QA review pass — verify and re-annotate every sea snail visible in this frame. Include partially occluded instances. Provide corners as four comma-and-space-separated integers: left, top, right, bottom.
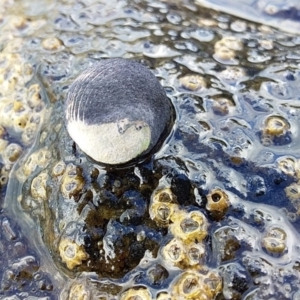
65, 58, 174, 165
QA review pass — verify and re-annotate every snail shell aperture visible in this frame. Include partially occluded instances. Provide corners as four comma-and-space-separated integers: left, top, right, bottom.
65, 58, 174, 165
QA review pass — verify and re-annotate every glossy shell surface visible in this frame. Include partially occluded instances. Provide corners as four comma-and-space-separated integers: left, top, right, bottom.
65, 58, 173, 165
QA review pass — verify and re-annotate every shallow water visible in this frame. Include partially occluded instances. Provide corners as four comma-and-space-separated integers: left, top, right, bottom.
1, 0, 300, 299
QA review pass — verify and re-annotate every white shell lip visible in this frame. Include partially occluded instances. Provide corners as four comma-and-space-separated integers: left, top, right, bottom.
67, 119, 151, 165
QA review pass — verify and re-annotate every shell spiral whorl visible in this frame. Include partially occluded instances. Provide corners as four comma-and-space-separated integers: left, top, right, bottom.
65, 58, 174, 165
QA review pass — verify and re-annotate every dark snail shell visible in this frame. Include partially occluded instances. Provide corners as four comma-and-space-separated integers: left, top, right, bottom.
65, 58, 174, 165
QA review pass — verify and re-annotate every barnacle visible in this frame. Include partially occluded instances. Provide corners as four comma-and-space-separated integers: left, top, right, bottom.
0, 165, 9, 186
263, 115, 290, 137
277, 156, 299, 178
170, 210, 208, 242
206, 188, 230, 220
22, 122, 39, 145
61, 164, 85, 199
59, 239, 88, 270
13, 113, 29, 131
31, 172, 48, 201
172, 271, 203, 299
215, 36, 243, 51
52, 161, 66, 177
219, 67, 246, 84
35, 148, 51, 167
120, 287, 152, 300
7, 16, 29, 31
203, 271, 223, 299
214, 46, 235, 61
13, 101, 25, 113
42, 37, 63, 51
152, 188, 177, 204
285, 183, 300, 201
186, 242, 205, 266
262, 227, 287, 256
150, 188, 179, 226
214, 36, 243, 63
211, 96, 235, 115
162, 238, 186, 267
162, 238, 205, 268
284, 182, 300, 213
147, 264, 168, 286
149, 201, 179, 227
20, 148, 51, 178
3, 143, 23, 164
68, 283, 89, 300
27, 84, 42, 108
259, 115, 292, 146
179, 74, 207, 91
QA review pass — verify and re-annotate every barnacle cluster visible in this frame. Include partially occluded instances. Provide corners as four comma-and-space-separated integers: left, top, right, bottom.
149, 188, 222, 299
0, 50, 47, 213
2, 14, 46, 38
17, 148, 52, 181
60, 164, 85, 199
277, 157, 300, 215
162, 209, 221, 299
151, 189, 207, 268
0, 53, 46, 156
162, 238, 205, 268
171, 270, 222, 300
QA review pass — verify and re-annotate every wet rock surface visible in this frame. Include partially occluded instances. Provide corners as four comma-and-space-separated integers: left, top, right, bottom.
0, 0, 300, 299
0, 217, 57, 299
